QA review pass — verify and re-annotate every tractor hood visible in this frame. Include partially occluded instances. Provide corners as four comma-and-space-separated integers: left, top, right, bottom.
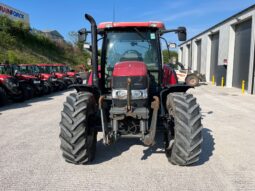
67, 71, 77, 77
0, 74, 12, 81
40, 73, 52, 80
112, 61, 147, 77
17, 74, 36, 80
54, 72, 66, 78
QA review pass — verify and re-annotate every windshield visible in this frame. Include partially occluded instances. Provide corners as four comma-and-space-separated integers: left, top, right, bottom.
105, 29, 159, 71
38, 66, 53, 74
52, 66, 65, 73
33, 66, 40, 73
18, 66, 33, 74
0, 66, 5, 74
0, 65, 12, 75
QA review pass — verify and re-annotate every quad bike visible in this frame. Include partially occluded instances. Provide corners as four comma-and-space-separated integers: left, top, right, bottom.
59, 14, 203, 166
172, 62, 206, 86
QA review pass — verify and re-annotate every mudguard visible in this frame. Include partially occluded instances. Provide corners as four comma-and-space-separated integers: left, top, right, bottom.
70, 84, 101, 101
159, 85, 193, 116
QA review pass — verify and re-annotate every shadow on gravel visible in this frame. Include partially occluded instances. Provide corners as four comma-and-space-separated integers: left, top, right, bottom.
0, 90, 71, 113
92, 133, 165, 164
91, 109, 215, 165
92, 128, 214, 166
192, 128, 215, 166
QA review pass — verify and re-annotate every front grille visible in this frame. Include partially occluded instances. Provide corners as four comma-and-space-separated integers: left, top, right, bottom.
112, 76, 147, 90
112, 99, 148, 108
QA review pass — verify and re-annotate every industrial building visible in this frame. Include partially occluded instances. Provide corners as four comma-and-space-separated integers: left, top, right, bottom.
0, 2, 30, 25
178, 5, 255, 94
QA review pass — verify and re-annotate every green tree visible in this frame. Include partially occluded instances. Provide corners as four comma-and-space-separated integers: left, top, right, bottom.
162, 49, 178, 64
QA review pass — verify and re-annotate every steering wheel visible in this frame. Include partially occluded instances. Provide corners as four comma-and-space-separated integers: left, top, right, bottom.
121, 50, 143, 61
122, 50, 141, 57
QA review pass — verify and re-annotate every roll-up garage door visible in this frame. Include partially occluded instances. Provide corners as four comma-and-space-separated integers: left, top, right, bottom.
187, 44, 192, 69
210, 33, 219, 82
196, 40, 202, 73
233, 19, 252, 89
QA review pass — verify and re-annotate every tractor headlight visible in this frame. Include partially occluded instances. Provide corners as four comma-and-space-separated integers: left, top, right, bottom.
112, 89, 148, 100
132, 89, 148, 100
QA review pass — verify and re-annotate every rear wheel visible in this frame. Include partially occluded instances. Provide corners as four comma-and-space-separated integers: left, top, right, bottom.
58, 80, 66, 91
165, 93, 203, 166
0, 87, 8, 106
185, 74, 199, 86
43, 81, 51, 94
59, 92, 98, 164
22, 84, 34, 100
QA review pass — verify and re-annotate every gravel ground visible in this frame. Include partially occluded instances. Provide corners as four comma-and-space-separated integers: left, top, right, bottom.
0, 85, 255, 191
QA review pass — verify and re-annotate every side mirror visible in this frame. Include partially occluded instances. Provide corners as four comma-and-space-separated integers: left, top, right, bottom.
177, 27, 187, 41
14, 70, 20, 76
168, 43, 177, 49
78, 28, 87, 42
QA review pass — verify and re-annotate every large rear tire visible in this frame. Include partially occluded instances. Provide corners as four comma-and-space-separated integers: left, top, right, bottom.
165, 93, 203, 166
59, 92, 98, 164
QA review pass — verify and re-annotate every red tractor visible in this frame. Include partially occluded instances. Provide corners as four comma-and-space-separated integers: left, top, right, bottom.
0, 64, 30, 105
36, 64, 67, 91
51, 64, 75, 86
17, 64, 53, 94
56, 64, 83, 84
59, 14, 203, 166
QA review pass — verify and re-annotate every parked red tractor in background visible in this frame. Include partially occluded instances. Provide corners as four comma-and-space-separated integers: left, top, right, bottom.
0, 64, 31, 105
59, 14, 203, 166
37, 64, 67, 90
57, 64, 83, 84
16, 64, 53, 95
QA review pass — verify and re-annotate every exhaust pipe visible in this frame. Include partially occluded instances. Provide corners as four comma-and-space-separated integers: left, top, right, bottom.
85, 14, 98, 87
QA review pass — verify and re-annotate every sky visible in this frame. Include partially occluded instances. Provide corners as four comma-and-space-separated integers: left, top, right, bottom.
1, 0, 255, 43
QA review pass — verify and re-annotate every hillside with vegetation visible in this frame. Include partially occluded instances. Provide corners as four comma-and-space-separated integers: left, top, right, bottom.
0, 15, 89, 67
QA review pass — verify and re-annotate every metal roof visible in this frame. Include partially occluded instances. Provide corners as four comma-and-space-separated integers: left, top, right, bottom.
179, 4, 255, 46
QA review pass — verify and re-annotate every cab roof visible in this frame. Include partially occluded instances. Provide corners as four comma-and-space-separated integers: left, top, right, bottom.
98, 22, 165, 30
36, 63, 66, 67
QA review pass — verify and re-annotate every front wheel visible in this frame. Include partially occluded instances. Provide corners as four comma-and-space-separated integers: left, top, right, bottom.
59, 92, 98, 164
165, 93, 203, 166
185, 74, 199, 86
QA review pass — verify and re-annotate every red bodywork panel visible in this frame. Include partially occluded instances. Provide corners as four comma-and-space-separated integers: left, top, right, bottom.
40, 73, 52, 80
113, 61, 147, 77
55, 73, 66, 79
162, 65, 178, 87
98, 22, 165, 30
67, 71, 76, 77
88, 66, 101, 86
16, 74, 36, 80
0, 74, 11, 82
